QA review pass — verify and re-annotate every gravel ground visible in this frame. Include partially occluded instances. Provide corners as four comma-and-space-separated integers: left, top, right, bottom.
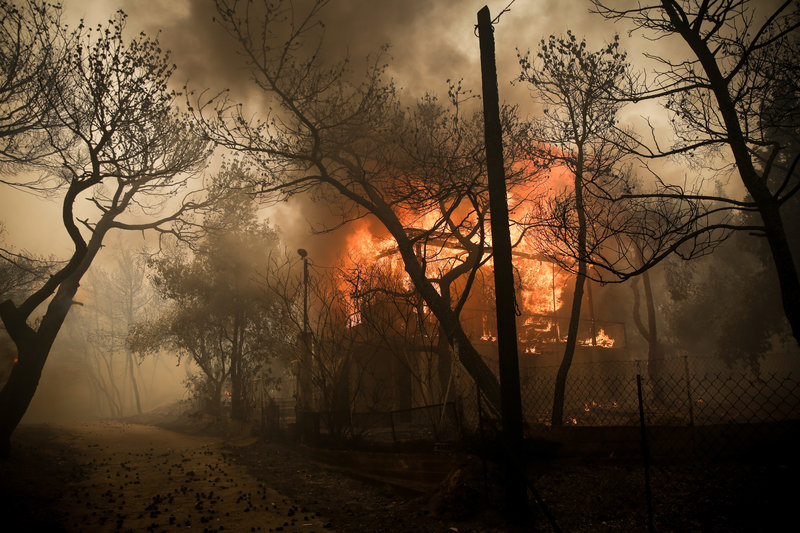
225, 436, 799, 533
2, 422, 331, 532
2, 419, 797, 532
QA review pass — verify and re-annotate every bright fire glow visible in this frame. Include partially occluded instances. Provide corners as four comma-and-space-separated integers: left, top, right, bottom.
579, 328, 616, 348
335, 163, 617, 351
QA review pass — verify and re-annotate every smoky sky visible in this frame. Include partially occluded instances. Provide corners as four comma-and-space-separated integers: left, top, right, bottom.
107, 0, 622, 264
105, 0, 628, 106
3, 0, 676, 263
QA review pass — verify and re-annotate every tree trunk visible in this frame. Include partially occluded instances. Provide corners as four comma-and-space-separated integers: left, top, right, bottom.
230, 356, 244, 420
0, 289, 75, 456
230, 310, 246, 421
632, 272, 666, 402
126, 350, 143, 415
759, 201, 800, 346
124, 285, 142, 415
552, 149, 587, 427
211, 379, 224, 418
0, 341, 48, 457
641, 270, 665, 400
436, 324, 452, 400
448, 318, 502, 417
552, 268, 586, 427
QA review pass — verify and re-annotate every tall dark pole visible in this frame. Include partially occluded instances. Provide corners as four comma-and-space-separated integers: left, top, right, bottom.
301, 253, 309, 334
477, 5, 528, 520
297, 248, 311, 438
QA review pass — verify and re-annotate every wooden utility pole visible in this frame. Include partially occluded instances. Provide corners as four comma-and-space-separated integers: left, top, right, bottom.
477, 4, 528, 520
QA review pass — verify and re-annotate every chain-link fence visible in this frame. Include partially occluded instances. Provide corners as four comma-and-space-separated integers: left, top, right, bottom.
255, 396, 464, 445
250, 351, 798, 532
253, 351, 800, 459
492, 354, 800, 459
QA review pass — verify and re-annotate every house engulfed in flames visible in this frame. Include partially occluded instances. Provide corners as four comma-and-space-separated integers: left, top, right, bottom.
334, 220, 629, 415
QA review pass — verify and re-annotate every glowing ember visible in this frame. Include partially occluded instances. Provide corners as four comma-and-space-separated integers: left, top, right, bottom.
579, 328, 616, 348
480, 316, 496, 342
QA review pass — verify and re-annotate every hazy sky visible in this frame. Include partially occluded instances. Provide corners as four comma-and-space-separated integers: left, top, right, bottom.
2, 0, 682, 264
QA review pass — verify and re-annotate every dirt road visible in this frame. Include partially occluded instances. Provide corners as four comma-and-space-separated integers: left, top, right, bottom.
6, 421, 331, 532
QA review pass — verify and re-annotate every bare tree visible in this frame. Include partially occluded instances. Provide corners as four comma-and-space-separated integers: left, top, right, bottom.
198, 0, 544, 415
591, 0, 800, 345
74, 249, 152, 417
264, 253, 375, 440
0, 11, 211, 454
518, 31, 636, 425
0, 223, 55, 302
0, 0, 66, 167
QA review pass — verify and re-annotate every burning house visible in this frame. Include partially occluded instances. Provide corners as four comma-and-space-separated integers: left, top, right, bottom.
331, 221, 630, 416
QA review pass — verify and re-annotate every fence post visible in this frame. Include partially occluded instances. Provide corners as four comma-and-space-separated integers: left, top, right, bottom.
683, 356, 695, 427
476, 381, 484, 438
637, 374, 655, 533
389, 410, 397, 444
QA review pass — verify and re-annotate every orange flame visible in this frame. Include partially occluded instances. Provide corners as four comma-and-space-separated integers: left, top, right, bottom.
335, 161, 617, 350
579, 328, 616, 348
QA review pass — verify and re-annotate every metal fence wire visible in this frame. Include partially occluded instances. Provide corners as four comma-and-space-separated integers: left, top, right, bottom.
255, 353, 799, 459
507, 354, 800, 459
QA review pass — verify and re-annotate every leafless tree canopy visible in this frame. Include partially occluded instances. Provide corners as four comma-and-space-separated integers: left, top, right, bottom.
590, 0, 800, 344
0, 0, 66, 168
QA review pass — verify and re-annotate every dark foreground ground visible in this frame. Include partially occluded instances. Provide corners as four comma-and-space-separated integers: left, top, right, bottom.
1, 415, 797, 532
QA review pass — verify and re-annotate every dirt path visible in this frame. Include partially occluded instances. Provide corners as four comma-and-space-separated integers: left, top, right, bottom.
16, 421, 332, 532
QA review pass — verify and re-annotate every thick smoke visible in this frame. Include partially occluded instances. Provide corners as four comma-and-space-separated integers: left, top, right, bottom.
20, 0, 623, 263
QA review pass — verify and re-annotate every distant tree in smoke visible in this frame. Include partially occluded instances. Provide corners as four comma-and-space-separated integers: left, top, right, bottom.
662, 208, 799, 370
73, 247, 154, 417
130, 174, 293, 420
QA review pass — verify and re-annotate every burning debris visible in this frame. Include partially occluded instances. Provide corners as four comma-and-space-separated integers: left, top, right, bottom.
580, 328, 616, 349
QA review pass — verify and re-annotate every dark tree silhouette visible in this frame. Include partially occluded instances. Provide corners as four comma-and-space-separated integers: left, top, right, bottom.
0, 0, 66, 167
591, 0, 800, 346
518, 31, 635, 425
0, 11, 211, 454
